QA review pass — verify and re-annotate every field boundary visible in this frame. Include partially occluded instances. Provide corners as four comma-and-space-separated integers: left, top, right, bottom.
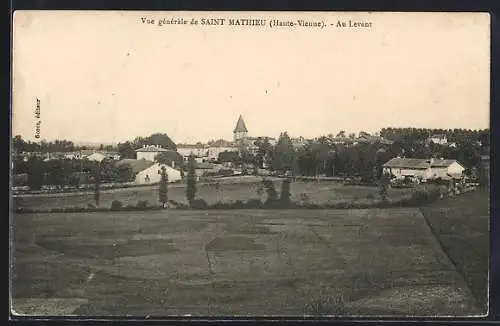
418, 207, 482, 313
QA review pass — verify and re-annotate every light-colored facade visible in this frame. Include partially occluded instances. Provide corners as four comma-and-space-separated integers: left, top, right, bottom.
86, 152, 106, 162
429, 134, 448, 145
135, 145, 169, 161
207, 146, 238, 161
177, 146, 209, 161
135, 163, 182, 185
383, 158, 465, 181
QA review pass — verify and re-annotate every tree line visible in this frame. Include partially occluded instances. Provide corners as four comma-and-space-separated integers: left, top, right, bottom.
217, 128, 489, 182
14, 157, 135, 190
379, 127, 489, 146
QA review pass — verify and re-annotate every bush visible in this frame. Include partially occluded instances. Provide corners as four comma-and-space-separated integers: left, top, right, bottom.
280, 179, 292, 205
210, 201, 232, 209
366, 193, 375, 200
87, 203, 96, 209
245, 198, 263, 208
136, 200, 149, 209
111, 200, 123, 210
262, 179, 278, 202
234, 200, 244, 209
124, 204, 136, 210
190, 198, 208, 210
398, 187, 441, 206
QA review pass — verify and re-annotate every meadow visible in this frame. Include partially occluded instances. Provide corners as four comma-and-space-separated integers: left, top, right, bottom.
12, 206, 482, 316
14, 177, 423, 211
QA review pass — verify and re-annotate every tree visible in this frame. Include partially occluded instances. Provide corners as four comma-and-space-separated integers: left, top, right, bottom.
336, 131, 346, 138
133, 133, 177, 151
218, 151, 240, 164
117, 141, 136, 159
279, 179, 292, 205
46, 159, 71, 190
271, 132, 295, 173
116, 164, 135, 183
358, 131, 371, 138
379, 171, 391, 200
25, 157, 44, 190
94, 163, 101, 206
254, 137, 273, 168
159, 166, 169, 208
155, 151, 183, 169
262, 178, 278, 203
186, 155, 197, 204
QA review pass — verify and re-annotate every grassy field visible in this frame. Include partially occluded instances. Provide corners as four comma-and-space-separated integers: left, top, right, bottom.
14, 179, 422, 210
11, 207, 481, 316
420, 189, 489, 312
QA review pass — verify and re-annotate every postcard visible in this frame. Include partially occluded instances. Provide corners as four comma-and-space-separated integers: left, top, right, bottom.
11, 10, 490, 318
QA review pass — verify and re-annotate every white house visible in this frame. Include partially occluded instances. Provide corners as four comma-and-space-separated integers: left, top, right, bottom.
135, 163, 182, 185
428, 134, 448, 145
86, 152, 107, 162
429, 159, 466, 179
115, 159, 182, 185
135, 145, 170, 161
207, 146, 238, 161
383, 157, 465, 181
177, 145, 209, 162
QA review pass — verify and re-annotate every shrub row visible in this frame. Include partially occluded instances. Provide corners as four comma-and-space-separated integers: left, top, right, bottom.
13, 185, 453, 214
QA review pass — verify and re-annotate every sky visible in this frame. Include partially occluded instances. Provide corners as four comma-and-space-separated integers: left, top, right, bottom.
12, 11, 490, 144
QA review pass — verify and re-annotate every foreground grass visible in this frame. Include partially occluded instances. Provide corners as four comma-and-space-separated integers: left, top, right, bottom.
12, 208, 480, 316
419, 189, 489, 313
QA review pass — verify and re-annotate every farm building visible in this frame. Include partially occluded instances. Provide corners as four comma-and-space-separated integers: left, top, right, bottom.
177, 145, 209, 162
382, 157, 465, 181
86, 152, 107, 162
115, 159, 182, 185
135, 145, 170, 162
428, 134, 448, 145
207, 146, 238, 161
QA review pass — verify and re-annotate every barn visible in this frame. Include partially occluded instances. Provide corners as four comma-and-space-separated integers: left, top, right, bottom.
382, 157, 465, 181
115, 159, 182, 185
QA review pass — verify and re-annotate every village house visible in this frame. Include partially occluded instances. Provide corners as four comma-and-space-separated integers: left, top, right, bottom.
207, 146, 238, 161
428, 134, 448, 145
382, 157, 465, 181
177, 144, 210, 163
175, 115, 276, 164
86, 152, 107, 162
135, 144, 170, 161
115, 159, 181, 185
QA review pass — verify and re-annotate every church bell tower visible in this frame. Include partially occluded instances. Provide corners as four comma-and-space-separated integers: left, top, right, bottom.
233, 115, 248, 141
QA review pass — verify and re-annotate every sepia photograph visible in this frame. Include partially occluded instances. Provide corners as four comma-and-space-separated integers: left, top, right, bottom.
10, 11, 490, 317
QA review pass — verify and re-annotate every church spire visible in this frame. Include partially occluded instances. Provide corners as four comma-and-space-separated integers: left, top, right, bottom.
233, 115, 248, 141
233, 115, 248, 133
